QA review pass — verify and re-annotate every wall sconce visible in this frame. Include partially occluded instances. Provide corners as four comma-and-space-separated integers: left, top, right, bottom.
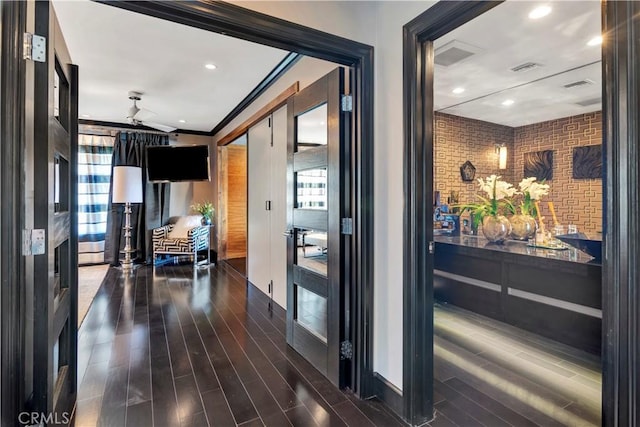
496, 144, 508, 170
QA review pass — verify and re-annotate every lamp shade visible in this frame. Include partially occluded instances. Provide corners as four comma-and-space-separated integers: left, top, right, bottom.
112, 166, 143, 203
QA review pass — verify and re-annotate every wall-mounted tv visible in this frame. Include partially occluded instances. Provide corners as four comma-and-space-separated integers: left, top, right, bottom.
146, 145, 210, 182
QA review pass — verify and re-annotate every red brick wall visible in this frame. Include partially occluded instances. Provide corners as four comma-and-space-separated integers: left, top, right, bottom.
513, 111, 603, 233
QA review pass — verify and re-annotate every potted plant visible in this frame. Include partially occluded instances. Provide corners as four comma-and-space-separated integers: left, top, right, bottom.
191, 201, 215, 226
460, 175, 516, 243
509, 177, 550, 240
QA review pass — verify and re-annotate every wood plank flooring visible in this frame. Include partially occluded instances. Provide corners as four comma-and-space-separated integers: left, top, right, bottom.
432, 303, 602, 427
74, 263, 403, 427
74, 262, 602, 427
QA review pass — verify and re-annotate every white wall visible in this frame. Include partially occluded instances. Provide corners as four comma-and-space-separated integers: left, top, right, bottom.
213, 56, 340, 143
372, 0, 437, 391
223, 1, 437, 391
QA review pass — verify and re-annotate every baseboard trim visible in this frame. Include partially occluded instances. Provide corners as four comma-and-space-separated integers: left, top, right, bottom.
373, 372, 403, 418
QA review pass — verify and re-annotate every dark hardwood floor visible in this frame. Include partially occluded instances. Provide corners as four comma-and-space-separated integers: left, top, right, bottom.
224, 258, 247, 277
74, 263, 403, 427
75, 263, 602, 427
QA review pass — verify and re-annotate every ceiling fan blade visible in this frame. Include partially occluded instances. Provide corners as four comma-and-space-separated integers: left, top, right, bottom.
133, 107, 157, 122
143, 121, 177, 133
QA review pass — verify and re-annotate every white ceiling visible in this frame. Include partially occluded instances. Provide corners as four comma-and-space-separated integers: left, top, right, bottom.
434, 0, 602, 127
52, 0, 289, 132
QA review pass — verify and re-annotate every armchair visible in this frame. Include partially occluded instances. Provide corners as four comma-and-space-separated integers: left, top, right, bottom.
152, 215, 210, 266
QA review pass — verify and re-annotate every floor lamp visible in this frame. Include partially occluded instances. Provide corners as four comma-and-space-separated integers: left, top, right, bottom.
112, 166, 143, 272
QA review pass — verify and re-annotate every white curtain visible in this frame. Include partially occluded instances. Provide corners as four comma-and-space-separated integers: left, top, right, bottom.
78, 134, 114, 265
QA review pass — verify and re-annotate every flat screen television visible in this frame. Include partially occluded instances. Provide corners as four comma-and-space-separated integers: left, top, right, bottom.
146, 145, 210, 182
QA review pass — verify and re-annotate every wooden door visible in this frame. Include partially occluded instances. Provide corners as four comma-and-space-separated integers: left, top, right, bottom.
285, 68, 350, 387
32, 1, 79, 418
217, 143, 247, 261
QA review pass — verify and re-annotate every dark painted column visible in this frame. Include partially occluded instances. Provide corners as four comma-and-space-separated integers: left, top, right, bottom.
0, 1, 27, 425
602, 1, 640, 426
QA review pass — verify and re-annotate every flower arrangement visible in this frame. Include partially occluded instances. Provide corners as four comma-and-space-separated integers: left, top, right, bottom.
460, 175, 517, 228
191, 201, 215, 222
515, 177, 550, 217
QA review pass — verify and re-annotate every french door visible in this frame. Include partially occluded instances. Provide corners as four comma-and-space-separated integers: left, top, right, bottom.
286, 68, 350, 387
31, 0, 79, 418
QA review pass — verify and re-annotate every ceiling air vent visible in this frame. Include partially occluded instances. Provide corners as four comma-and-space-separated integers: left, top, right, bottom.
575, 97, 601, 107
563, 79, 595, 89
434, 40, 484, 67
510, 62, 543, 73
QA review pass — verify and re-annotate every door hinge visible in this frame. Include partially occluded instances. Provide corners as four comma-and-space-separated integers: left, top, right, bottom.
23, 33, 46, 62
428, 241, 435, 254
340, 341, 353, 360
265, 200, 271, 211
22, 229, 46, 256
341, 94, 353, 112
341, 218, 353, 235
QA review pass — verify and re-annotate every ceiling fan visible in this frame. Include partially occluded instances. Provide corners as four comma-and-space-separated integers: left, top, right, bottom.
126, 91, 177, 133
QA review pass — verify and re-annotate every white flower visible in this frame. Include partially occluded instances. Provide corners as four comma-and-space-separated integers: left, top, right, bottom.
477, 175, 516, 200
495, 180, 517, 200
518, 177, 549, 200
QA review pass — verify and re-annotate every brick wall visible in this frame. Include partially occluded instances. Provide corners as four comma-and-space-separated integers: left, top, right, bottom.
434, 112, 515, 206
434, 111, 603, 234
513, 111, 603, 233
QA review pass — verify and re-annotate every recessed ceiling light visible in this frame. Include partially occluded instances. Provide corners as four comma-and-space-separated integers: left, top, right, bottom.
178, 119, 186, 124
204, 63, 217, 70
587, 35, 603, 46
502, 99, 515, 106
528, 5, 552, 19
452, 87, 465, 94
81, 114, 91, 118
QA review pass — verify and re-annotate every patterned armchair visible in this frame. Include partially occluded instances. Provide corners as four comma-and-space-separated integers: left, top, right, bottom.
152, 216, 210, 266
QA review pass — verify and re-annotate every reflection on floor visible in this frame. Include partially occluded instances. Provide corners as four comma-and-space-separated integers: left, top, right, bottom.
78, 264, 110, 327
297, 287, 328, 341
75, 263, 403, 427
433, 303, 602, 426
225, 257, 247, 277
297, 247, 327, 276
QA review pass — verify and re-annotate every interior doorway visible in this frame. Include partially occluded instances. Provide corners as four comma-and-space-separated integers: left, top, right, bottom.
218, 134, 248, 276
403, 1, 640, 425
99, 0, 375, 400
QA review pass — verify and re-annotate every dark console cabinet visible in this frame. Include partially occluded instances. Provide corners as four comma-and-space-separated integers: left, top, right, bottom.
434, 236, 602, 354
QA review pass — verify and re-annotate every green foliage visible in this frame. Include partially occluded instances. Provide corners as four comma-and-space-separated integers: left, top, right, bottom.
191, 201, 215, 220
456, 175, 516, 228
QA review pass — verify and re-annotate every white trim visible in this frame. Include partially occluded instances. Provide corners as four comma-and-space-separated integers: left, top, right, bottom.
434, 269, 502, 292
508, 288, 602, 319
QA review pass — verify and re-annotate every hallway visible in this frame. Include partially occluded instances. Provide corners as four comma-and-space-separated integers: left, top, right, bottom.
74, 263, 402, 427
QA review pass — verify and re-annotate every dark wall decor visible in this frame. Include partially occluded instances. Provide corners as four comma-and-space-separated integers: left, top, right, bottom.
459, 160, 476, 182
573, 145, 602, 179
524, 150, 554, 181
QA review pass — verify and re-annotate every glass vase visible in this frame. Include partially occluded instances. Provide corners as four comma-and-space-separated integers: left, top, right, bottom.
509, 214, 537, 241
482, 215, 512, 243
